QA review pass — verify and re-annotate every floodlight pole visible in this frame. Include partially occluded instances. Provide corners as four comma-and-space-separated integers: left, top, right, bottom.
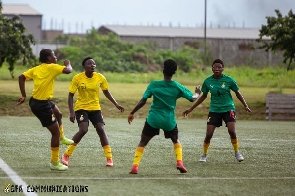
204, 0, 207, 58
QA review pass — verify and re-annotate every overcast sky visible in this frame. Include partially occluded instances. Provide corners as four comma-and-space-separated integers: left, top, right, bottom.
3, 0, 295, 33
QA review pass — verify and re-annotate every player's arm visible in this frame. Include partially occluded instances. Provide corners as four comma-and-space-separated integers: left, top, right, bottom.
182, 93, 207, 116
62, 60, 73, 74
234, 91, 251, 113
128, 98, 147, 124
68, 92, 75, 123
192, 85, 202, 101
17, 74, 27, 105
102, 90, 124, 112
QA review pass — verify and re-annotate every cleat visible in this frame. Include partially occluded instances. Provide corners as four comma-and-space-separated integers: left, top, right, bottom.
235, 152, 244, 162
62, 154, 69, 166
129, 165, 138, 174
199, 154, 207, 162
60, 137, 74, 145
176, 161, 187, 173
106, 158, 113, 167
50, 162, 68, 171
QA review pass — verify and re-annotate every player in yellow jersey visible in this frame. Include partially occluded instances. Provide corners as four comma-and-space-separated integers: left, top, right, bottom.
61, 57, 124, 167
18, 49, 74, 171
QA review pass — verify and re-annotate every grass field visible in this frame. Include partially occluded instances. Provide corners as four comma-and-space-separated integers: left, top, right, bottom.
0, 117, 294, 196
1, 80, 295, 120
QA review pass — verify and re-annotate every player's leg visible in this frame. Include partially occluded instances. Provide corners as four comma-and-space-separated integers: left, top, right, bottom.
90, 110, 113, 166
166, 125, 187, 173
225, 111, 244, 162
129, 121, 157, 174
29, 98, 67, 171
200, 112, 219, 162
52, 103, 73, 145
47, 122, 68, 171
62, 110, 89, 166
95, 122, 113, 166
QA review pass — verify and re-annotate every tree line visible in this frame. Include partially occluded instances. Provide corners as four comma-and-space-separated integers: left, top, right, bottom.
0, 1, 294, 78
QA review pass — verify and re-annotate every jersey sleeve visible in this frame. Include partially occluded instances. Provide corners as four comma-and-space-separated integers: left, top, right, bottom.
51, 64, 65, 76
229, 76, 239, 92
201, 78, 209, 94
142, 83, 152, 99
177, 82, 193, 101
99, 74, 109, 90
69, 75, 79, 94
22, 67, 35, 81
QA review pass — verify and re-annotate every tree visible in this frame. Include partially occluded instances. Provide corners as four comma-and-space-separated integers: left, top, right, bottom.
0, 2, 36, 78
257, 9, 295, 71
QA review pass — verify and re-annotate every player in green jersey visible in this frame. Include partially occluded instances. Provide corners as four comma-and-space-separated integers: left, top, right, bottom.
183, 58, 251, 163
128, 59, 201, 174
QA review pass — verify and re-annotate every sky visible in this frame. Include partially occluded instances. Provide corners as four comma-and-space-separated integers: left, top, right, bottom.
3, 0, 295, 33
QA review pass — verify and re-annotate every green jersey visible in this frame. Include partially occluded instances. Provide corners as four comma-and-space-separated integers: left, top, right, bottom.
143, 80, 193, 131
202, 74, 239, 113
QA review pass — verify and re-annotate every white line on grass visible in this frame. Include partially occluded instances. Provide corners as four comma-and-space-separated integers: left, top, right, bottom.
0, 176, 294, 180
0, 157, 38, 196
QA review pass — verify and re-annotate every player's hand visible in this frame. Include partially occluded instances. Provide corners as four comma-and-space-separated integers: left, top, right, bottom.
64, 60, 70, 66
195, 85, 201, 94
128, 114, 134, 124
69, 113, 75, 123
17, 96, 26, 105
245, 106, 252, 113
116, 104, 125, 112
182, 108, 192, 117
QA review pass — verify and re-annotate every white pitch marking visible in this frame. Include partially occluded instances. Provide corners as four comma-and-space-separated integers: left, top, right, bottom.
0, 157, 38, 196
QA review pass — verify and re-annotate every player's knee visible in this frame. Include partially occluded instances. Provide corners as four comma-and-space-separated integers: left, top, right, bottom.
80, 128, 88, 135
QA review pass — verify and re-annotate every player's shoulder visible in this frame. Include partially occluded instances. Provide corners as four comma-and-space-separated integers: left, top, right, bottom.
93, 72, 106, 78
146, 80, 161, 88
222, 74, 235, 81
47, 63, 63, 67
72, 72, 84, 80
30, 63, 44, 69
204, 75, 213, 82
172, 80, 185, 87
149, 80, 162, 84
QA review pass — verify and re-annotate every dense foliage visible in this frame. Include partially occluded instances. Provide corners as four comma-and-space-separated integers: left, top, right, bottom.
0, 2, 36, 78
257, 9, 295, 71
56, 28, 205, 73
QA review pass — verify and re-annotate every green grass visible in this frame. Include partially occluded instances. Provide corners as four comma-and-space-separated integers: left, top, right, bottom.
0, 117, 294, 196
1, 80, 295, 120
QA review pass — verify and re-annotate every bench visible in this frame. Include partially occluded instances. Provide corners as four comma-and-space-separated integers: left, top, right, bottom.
266, 93, 295, 121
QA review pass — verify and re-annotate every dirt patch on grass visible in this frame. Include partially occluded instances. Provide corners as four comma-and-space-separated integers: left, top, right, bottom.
0, 95, 266, 120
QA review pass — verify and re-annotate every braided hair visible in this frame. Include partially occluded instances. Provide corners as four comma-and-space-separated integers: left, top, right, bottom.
39, 49, 52, 63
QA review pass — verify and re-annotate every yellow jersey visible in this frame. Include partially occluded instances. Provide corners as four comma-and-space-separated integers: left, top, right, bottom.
69, 72, 109, 111
23, 63, 65, 100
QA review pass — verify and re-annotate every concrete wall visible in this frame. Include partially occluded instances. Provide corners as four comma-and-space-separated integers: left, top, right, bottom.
118, 36, 283, 66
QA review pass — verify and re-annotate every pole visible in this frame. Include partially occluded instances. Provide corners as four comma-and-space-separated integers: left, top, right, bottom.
204, 0, 207, 58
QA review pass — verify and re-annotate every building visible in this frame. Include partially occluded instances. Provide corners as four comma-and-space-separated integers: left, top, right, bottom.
98, 25, 282, 66
2, 4, 71, 55
2, 4, 282, 65
2, 4, 42, 43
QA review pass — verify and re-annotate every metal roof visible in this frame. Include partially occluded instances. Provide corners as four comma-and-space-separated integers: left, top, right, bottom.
100, 25, 264, 40
2, 4, 41, 16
